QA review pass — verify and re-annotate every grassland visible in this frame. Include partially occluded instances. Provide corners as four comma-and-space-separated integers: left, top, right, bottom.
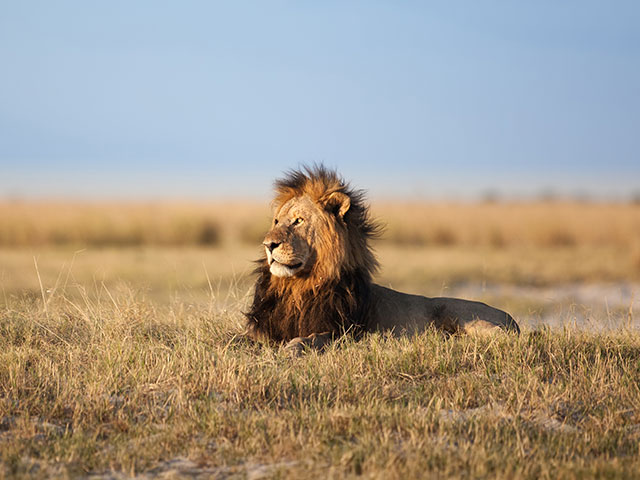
2, 295, 640, 479
2, 200, 640, 250
1, 200, 640, 478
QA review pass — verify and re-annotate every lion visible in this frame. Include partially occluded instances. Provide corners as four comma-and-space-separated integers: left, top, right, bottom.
246, 165, 519, 353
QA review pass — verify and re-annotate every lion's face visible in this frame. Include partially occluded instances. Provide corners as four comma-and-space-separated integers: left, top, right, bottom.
263, 192, 350, 278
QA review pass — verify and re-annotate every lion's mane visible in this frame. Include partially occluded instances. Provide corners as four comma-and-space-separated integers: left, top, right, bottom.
246, 165, 382, 342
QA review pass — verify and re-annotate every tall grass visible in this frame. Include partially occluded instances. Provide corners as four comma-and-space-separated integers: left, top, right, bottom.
1, 200, 639, 249
1, 289, 639, 478
375, 201, 640, 248
0, 201, 270, 247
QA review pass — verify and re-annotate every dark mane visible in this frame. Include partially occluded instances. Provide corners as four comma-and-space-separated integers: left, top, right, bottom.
245, 165, 382, 342
246, 263, 374, 342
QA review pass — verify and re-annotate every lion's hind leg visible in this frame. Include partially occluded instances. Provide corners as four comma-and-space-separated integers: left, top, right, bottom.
429, 298, 520, 336
461, 312, 520, 336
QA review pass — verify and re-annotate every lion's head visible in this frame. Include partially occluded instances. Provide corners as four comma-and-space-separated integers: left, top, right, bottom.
263, 165, 379, 284
246, 165, 381, 342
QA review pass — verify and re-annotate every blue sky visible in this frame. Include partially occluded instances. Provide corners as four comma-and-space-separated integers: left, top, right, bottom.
1, 1, 638, 199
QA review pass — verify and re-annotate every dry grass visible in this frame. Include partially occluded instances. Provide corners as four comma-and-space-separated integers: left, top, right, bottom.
2, 199, 640, 477
2, 200, 639, 249
1, 290, 639, 479
374, 201, 640, 248
0, 201, 270, 247
2, 199, 639, 295
1, 243, 637, 321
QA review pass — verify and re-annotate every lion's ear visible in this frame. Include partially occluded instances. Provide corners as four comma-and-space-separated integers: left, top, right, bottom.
324, 192, 351, 219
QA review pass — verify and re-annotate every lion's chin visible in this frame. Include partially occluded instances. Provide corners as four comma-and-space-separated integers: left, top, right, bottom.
269, 260, 304, 278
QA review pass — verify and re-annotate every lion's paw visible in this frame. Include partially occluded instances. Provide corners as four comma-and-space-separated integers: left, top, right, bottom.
284, 337, 308, 357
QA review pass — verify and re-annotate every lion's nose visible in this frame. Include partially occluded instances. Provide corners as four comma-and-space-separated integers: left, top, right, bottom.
264, 241, 281, 253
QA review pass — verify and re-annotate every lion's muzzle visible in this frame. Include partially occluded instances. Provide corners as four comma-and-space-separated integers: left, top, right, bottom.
263, 228, 310, 277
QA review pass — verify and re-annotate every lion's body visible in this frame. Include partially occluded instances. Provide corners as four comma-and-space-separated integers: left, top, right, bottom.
369, 284, 519, 336
246, 166, 519, 351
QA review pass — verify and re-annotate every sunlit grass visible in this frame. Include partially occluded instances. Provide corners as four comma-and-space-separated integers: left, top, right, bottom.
2, 200, 639, 252
1, 289, 639, 478
1, 200, 639, 477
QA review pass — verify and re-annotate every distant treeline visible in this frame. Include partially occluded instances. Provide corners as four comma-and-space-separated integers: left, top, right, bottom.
0, 202, 269, 247
1, 200, 639, 250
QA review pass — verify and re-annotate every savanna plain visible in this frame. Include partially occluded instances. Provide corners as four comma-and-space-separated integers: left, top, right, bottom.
1, 200, 640, 479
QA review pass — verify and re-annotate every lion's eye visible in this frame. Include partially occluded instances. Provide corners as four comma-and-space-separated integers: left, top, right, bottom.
274, 219, 279, 225
292, 218, 304, 226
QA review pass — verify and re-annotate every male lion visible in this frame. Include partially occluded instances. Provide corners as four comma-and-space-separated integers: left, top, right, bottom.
246, 166, 519, 353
